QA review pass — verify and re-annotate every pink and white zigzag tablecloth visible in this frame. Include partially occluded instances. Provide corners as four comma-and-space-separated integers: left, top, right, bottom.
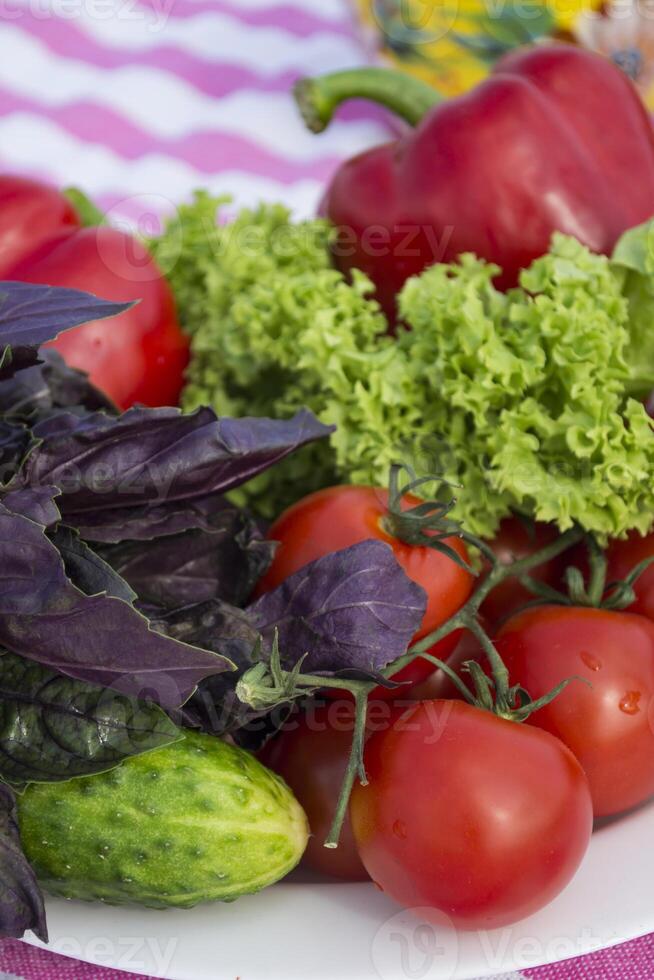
0, 0, 651, 977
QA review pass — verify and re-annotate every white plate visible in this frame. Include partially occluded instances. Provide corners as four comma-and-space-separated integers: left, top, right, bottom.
23, 799, 654, 980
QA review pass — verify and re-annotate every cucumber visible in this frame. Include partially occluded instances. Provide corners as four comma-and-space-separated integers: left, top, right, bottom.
17, 730, 308, 909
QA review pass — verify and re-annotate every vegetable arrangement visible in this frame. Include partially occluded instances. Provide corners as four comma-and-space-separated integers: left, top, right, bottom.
0, 280, 337, 936
3, 39, 654, 952
0, 279, 454, 939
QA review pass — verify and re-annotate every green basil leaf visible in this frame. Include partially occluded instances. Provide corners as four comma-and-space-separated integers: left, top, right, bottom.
0, 649, 181, 788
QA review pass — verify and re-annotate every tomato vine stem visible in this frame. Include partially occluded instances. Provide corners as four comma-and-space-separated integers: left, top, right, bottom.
325, 524, 584, 844
238, 511, 585, 849
325, 691, 370, 848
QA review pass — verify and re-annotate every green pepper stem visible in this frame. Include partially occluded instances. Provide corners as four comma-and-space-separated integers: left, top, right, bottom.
294, 68, 442, 133
64, 186, 106, 228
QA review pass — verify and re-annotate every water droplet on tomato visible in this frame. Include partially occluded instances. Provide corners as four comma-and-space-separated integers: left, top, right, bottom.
620, 691, 642, 715
392, 819, 407, 840
580, 651, 602, 672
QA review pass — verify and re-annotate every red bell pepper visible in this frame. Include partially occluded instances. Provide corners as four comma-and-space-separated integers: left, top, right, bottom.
296, 45, 654, 319
0, 176, 79, 277
0, 177, 188, 410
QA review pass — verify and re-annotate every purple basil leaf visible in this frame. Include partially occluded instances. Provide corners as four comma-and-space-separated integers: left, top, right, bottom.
247, 540, 427, 675
0, 420, 29, 478
0, 647, 180, 788
70, 500, 213, 544
0, 783, 47, 942
152, 600, 259, 676
21, 406, 333, 520
99, 500, 274, 609
151, 600, 264, 737
50, 525, 137, 604
213, 414, 334, 489
162, 544, 426, 735
229, 704, 295, 752
74, 492, 252, 545
1, 485, 61, 527
0, 503, 232, 708
0, 282, 131, 378
0, 349, 115, 423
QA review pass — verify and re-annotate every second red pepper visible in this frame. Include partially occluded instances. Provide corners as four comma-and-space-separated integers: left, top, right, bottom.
0, 177, 188, 410
297, 45, 654, 320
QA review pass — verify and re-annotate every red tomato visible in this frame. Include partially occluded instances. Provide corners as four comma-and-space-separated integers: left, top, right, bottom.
261, 704, 371, 880
7, 227, 189, 410
495, 605, 654, 817
262, 700, 416, 880
480, 517, 567, 628
0, 176, 79, 277
604, 531, 654, 622
256, 486, 474, 694
350, 699, 592, 930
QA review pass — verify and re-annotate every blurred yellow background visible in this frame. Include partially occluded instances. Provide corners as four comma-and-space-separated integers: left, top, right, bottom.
353, 0, 654, 105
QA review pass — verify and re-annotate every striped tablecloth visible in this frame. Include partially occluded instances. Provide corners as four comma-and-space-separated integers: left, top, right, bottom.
0, 0, 650, 977
0, 0, 392, 225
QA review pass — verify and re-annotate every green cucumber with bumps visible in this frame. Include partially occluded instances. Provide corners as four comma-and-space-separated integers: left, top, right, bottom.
17, 730, 308, 909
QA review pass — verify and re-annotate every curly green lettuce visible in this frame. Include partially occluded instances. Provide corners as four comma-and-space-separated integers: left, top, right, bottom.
154, 196, 404, 513
611, 218, 654, 398
398, 236, 654, 537
155, 197, 654, 538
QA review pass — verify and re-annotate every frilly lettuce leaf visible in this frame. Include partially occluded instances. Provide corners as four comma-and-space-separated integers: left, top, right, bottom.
612, 218, 654, 398
398, 235, 654, 537
154, 196, 376, 515
158, 196, 654, 539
